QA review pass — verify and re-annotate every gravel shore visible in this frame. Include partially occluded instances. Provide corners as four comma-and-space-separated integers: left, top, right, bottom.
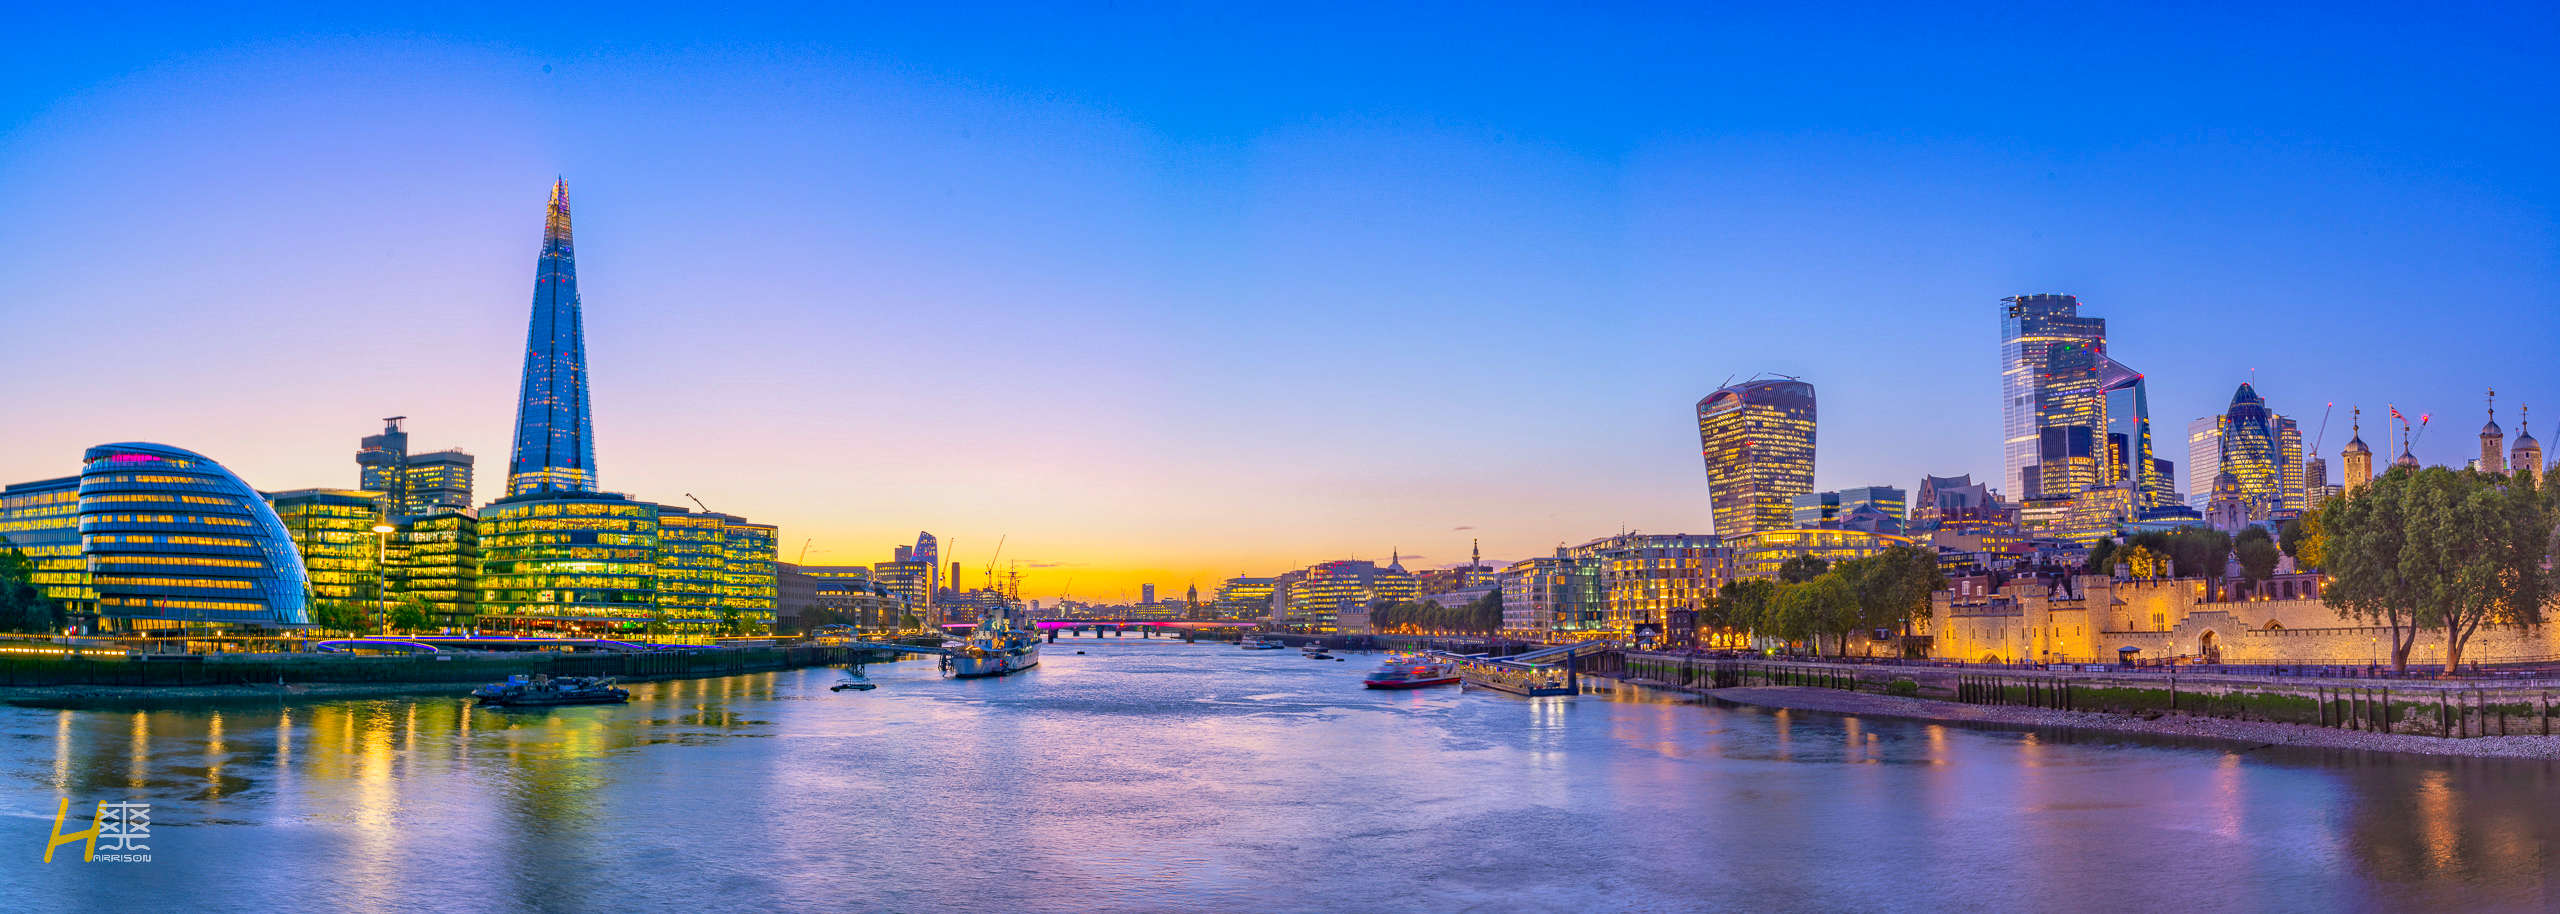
1699, 685, 2560, 761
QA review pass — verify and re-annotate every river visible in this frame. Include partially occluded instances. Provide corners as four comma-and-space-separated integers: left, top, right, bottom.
3, 635, 2555, 913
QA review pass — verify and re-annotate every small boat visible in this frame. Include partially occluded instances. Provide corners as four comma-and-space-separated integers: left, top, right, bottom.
475, 674, 629, 707
1364, 656, 1461, 689
831, 679, 877, 692
1238, 637, 1286, 650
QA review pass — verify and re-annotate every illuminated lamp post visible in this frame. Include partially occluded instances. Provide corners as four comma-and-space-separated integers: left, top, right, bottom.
371, 523, 395, 635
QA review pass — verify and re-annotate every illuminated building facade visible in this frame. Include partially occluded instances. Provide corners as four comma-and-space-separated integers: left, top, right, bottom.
267, 489, 387, 605
78, 443, 311, 630
2001, 294, 2106, 499
1794, 486, 1907, 528
404, 450, 475, 514
1498, 552, 1592, 639
1565, 533, 1730, 644
1728, 528, 1922, 581
475, 491, 659, 634
1, 476, 91, 614
722, 518, 778, 634
654, 508, 729, 632
1280, 558, 1418, 633
1216, 576, 1277, 619
359, 418, 476, 517
1697, 378, 1816, 537
2186, 417, 2221, 510
873, 559, 935, 622
2213, 383, 2288, 521
507, 180, 600, 497
387, 510, 478, 630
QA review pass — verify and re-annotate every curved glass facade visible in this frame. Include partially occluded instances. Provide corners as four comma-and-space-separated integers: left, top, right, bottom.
78, 443, 310, 628
476, 491, 658, 634
1697, 379, 1816, 538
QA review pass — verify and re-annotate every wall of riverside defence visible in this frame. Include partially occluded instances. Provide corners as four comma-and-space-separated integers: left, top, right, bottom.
1612, 651, 2560, 739
0, 645, 883, 688
1928, 574, 2560, 666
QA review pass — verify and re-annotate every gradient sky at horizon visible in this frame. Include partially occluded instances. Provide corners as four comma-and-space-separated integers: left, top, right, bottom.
3, 3, 2554, 600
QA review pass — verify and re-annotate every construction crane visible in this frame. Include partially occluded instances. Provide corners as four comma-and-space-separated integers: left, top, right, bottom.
685, 493, 711, 513
2308, 402, 2334, 457
982, 535, 1007, 597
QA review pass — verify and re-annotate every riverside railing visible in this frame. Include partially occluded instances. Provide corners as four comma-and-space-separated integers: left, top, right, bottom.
0, 644, 876, 689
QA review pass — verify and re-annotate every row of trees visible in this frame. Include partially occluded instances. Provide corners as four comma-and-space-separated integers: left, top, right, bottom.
2322, 465, 2554, 672
0, 549, 69, 635
1371, 591, 1506, 635
1702, 545, 1943, 657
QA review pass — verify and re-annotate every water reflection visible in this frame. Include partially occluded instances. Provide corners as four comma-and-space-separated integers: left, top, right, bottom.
1, 644, 2554, 913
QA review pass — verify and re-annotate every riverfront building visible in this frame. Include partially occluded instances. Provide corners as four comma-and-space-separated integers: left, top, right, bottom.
357, 417, 476, 517
79, 443, 311, 631
1, 476, 90, 614
1276, 558, 1418, 633
507, 180, 601, 497
387, 510, 478, 630
1727, 528, 1921, 581
1697, 378, 1816, 538
475, 491, 660, 634
267, 489, 387, 606
1216, 576, 1278, 619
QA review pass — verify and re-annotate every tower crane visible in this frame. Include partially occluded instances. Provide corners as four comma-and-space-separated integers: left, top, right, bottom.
2308, 402, 2334, 457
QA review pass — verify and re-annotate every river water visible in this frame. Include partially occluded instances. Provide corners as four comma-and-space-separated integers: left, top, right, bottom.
3, 635, 2555, 913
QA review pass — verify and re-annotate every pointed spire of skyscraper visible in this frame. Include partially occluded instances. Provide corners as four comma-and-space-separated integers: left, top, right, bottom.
507, 178, 599, 496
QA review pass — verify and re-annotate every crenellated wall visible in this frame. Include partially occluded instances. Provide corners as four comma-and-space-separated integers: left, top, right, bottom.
1930, 574, 2560, 665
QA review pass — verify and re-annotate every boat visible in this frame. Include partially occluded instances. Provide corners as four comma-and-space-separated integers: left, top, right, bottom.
474, 674, 630, 706
831, 667, 878, 691
1363, 656, 1460, 689
947, 597, 1041, 679
1238, 636, 1287, 650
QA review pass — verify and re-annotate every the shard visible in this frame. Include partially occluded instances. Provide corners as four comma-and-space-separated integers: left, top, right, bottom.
507, 179, 599, 496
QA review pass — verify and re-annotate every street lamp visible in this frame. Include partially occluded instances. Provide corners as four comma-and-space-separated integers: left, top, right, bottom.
371, 523, 395, 635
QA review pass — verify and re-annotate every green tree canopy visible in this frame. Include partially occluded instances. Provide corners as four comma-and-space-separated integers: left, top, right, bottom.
1777, 554, 1830, 584
2323, 466, 2552, 672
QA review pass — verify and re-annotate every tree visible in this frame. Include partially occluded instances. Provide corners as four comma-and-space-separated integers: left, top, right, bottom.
2082, 539, 2119, 575
2323, 466, 2552, 673
2235, 527, 2281, 587
0, 548, 67, 635
2122, 545, 2168, 579
387, 596, 432, 635
2280, 511, 2326, 570
1777, 554, 1830, 584
1715, 578, 1779, 646
312, 601, 368, 635
1849, 545, 1946, 654
1777, 572, 1857, 656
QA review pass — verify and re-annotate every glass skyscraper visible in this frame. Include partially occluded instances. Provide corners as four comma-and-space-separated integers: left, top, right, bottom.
2216, 383, 2285, 520
508, 179, 599, 497
359, 418, 475, 517
1697, 378, 1816, 538
2001, 295, 2105, 499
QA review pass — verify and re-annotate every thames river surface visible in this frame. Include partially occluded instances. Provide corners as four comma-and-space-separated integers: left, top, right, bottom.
4, 637, 2557, 914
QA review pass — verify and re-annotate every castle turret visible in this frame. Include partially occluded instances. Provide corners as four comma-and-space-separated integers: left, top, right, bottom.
2341, 407, 2373, 493
2479, 389, 2507, 475
2514, 406, 2542, 486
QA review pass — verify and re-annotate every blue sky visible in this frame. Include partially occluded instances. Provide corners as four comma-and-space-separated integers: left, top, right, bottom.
2, 3, 2552, 597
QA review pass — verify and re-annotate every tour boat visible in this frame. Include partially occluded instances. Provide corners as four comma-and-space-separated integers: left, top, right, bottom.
1363, 657, 1460, 689
1238, 637, 1286, 650
473, 674, 630, 707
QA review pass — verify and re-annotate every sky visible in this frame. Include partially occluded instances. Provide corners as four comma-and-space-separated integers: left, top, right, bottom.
2, 3, 2554, 602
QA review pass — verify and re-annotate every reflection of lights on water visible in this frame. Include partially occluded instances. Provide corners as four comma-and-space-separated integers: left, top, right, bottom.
52, 710, 72, 793
128, 710, 149, 790
207, 712, 226, 800
2417, 768, 2455, 869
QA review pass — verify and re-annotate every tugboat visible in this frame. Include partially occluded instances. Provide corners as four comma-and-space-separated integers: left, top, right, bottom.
1362, 655, 1461, 689
948, 597, 1041, 678
474, 674, 630, 707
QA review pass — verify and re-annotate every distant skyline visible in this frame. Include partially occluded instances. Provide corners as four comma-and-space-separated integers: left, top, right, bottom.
3, 4, 2554, 599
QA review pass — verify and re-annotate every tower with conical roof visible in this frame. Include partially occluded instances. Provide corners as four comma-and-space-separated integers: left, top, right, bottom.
506, 179, 600, 496
2479, 389, 2507, 475
2341, 407, 2373, 493
2514, 406, 2541, 486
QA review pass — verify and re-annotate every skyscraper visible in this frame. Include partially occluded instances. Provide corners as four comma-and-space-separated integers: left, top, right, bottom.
357, 417, 474, 516
2000, 295, 2105, 499
2186, 417, 2222, 510
2215, 383, 2286, 521
1697, 378, 1816, 537
507, 179, 599, 497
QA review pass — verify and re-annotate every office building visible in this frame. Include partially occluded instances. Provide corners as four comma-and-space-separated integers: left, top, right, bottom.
386, 510, 478, 631
722, 518, 778, 634
913, 531, 940, 597
2001, 294, 2106, 499
79, 443, 312, 630
1794, 486, 1907, 529
1566, 533, 1729, 645
507, 180, 601, 497
0, 476, 90, 615
1278, 558, 1416, 633
2187, 417, 2222, 510
356, 418, 477, 517
266, 489, 387, 606
1727, 528, 1922, 581
2212, 383, 2288, 521
1911, 474, 1996, 532
1141, 582, 1156, 605
1697, 378, 1816, 537
476, 491, 660, 635
655, 508, 730, 632
1216, 576, 1277, 619
1499, 551, 1591, 640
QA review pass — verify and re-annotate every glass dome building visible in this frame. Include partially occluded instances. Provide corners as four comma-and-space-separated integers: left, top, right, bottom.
78, 443, 311, 629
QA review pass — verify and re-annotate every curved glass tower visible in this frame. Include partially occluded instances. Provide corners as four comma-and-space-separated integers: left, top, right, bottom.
508, 179, 599, 496
1697, 379, 1816, 537
78, 443, 311, 628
